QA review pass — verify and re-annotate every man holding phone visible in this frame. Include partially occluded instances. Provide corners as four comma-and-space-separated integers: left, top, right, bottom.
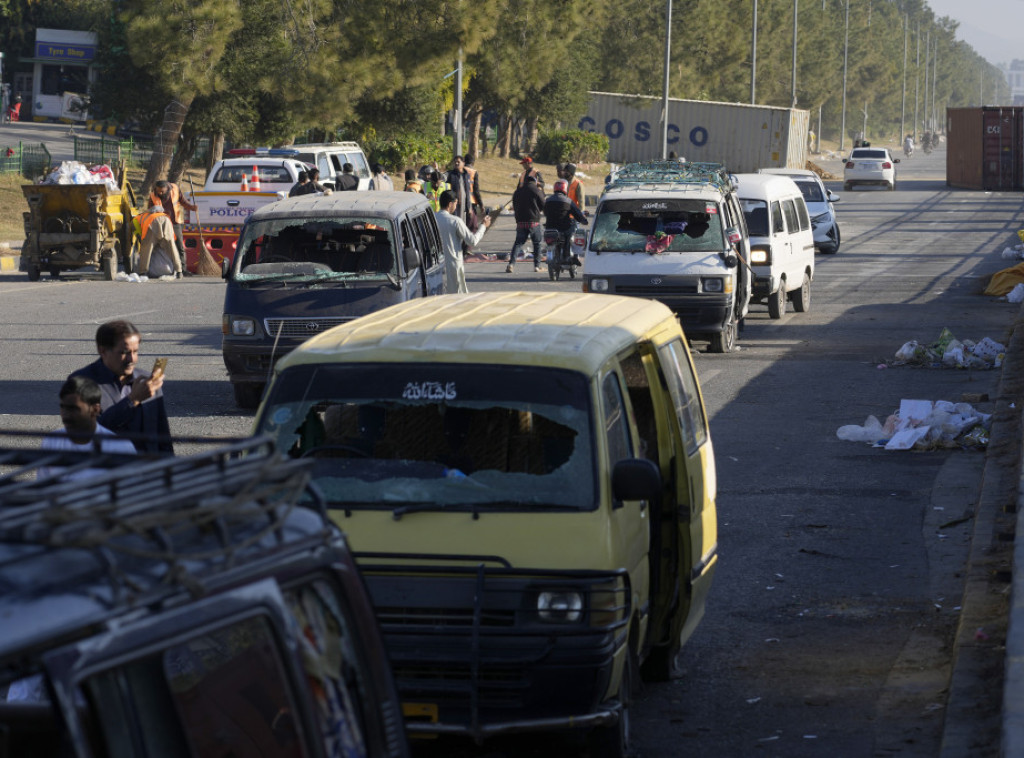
69, 320, 173, 454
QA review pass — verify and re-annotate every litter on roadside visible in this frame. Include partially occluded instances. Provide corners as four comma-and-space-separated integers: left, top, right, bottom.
836, 398, 991, 450
890, 328, 1004, 369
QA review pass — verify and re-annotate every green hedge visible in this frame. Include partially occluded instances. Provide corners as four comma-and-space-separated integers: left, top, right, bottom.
533, 129, 609, 164
364, 134, 453, 174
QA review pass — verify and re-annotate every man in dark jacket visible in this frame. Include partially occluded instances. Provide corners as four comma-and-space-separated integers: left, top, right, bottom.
70, 320, 173, 455
336, 163, 359, 191
543, 179, 588, 267
508, 174, 545, 273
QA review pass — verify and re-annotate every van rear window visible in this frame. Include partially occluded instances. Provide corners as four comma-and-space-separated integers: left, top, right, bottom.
213, 165, 292, 184
591, 198, 723, 253
234, 217, 396, 280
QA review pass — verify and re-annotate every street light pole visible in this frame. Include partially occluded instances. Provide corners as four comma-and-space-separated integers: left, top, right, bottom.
454, 49, 463, 159
662, 0, 672, 159
914, 21, 920, 139
901, 16, 907, 142
751, 0, 757, 104
840, 0, 849, 151
791, 0, 798, 108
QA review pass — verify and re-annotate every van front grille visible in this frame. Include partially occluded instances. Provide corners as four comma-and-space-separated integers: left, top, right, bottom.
263, 317, 354, 338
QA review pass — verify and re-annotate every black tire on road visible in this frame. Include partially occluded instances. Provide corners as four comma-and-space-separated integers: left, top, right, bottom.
233, 382, 264, 410
767, 284, 786, 319
792, 273, 811, 313
26, 263, 40, 282
587, 646, 637, 758
827, 226, 841, 254
641, 639, 685, 682
844, 182, 852, 191
102, 253, 116, 281
709, 317, 737, 353
49, 266, 61, 280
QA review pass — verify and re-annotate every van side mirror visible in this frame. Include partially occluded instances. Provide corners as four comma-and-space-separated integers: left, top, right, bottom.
611, 458, 662, 505
403, 246, 421, 273
221, 258, 231, 279
725, 227, 742, 245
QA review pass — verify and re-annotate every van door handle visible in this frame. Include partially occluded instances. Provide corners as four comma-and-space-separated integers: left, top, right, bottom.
227, 200, 240, 207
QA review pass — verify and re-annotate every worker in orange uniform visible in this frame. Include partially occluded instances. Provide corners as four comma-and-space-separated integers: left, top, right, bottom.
135, 205, 184, 279
149, 180, 197, 264
564, 163, 585, 213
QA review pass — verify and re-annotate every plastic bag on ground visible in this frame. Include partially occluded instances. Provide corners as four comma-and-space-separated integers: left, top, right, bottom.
973, 337, 1006, 360
1009, 283, 1024, 303
836, 415, 884, 443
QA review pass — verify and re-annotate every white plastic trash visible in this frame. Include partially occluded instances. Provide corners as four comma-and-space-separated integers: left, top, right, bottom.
1008, 283, 1024, 303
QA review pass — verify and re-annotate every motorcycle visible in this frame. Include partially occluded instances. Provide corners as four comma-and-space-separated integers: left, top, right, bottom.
903, 142, 914, 158
544, 227, 578, 282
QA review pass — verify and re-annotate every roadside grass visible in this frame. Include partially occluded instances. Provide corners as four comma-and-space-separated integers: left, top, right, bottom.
0, 173, 26, 244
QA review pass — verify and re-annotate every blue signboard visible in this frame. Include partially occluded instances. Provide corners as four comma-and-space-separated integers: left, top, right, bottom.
34, 42, 95, 62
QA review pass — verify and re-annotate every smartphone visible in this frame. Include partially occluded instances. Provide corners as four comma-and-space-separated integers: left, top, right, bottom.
152, 357, 168, 379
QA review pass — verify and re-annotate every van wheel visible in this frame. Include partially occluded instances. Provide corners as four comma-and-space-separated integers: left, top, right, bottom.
233, 382, 264, 410
767, 284, 786, 319
792, 273, 811, 313
26, 262, 40, 282
843, 182, 852, 191
641, 640, 685, 682
587, 647, 637, 758
709, 318, 737, 353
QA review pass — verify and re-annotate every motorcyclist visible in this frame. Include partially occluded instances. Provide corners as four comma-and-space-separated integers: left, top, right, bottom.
543, 179, 587, 267
903, 134, 914, 158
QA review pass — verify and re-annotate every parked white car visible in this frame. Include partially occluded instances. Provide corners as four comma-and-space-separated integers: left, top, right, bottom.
844, 147, 899, 191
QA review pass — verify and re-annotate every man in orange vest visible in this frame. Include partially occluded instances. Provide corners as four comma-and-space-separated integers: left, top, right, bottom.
149, 180, 197, 261
135, 204, 184, 279
564, 163, 585, 212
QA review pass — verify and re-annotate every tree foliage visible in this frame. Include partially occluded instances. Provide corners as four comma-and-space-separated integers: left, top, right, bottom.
0, 0, 1012, 170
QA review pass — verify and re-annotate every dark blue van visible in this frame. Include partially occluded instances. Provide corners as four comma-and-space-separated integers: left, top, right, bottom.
222, 192, 446, 408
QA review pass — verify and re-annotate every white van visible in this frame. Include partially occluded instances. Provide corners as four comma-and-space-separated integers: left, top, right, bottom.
582, 161, 752, 353
293, 141, 371, 190
735, 173, 815, 319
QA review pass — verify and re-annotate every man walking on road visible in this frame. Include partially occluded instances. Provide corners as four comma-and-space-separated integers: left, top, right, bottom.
508, 174, 545, 273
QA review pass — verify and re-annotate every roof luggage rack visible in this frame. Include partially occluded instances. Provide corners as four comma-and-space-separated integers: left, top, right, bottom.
0, 436, 325, 601
609, 160, 736, 192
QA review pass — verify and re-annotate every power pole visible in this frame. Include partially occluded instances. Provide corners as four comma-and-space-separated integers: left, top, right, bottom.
791, 0, 798, 108
840, 0, 850, 151
751, 0, 758, 104
662, 0, 672, 158
901, 16, 907, 141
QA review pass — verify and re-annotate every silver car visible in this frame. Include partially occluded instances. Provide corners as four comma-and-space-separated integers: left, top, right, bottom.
759, 168, 842, 254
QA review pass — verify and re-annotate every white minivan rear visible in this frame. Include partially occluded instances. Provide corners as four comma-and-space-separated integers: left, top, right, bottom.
735, 173, 815, 319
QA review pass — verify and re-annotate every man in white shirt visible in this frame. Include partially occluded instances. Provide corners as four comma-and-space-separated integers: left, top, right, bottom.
434, 189, 492, 294
38, 375, 137, 481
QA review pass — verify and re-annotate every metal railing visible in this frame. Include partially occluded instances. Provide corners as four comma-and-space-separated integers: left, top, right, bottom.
0, 142, 52, 180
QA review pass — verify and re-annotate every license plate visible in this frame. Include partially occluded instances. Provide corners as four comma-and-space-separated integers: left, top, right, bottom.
403, 702, 438, 723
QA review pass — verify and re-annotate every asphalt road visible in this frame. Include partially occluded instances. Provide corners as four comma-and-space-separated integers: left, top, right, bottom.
0, 142, 1019, 757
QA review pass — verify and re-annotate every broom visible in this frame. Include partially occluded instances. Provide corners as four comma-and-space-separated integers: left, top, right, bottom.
187, 173, 222, 277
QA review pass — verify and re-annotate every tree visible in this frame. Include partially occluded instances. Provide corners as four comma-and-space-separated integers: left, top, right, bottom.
122, 0, 242, 194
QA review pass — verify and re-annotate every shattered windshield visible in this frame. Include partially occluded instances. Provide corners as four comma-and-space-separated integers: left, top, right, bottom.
590, 198, 724, 253
256, 363, 596, 512
234, 216, 396, 281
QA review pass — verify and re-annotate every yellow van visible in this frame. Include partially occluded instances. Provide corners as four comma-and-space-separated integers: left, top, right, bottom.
252, 291, 718, 756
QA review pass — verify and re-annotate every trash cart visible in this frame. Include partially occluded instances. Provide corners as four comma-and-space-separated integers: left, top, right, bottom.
21, 163, 138, 281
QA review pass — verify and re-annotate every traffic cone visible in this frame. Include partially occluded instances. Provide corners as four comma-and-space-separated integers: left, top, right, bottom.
250, 166, 261, 192
240, 173, 249, 191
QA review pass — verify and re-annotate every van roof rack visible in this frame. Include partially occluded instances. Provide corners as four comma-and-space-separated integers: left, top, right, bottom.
0, 436, 323, 600
609, 160, 736, 192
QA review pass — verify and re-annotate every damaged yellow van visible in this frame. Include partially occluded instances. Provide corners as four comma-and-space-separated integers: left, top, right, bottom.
252, 291, 718, 757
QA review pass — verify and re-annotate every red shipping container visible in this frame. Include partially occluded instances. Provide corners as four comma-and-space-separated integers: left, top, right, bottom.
947, 107, 1024, 191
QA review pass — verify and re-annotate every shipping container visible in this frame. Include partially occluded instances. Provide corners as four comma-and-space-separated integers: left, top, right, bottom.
946, 107, 1024, 191
578, 92, 809, 172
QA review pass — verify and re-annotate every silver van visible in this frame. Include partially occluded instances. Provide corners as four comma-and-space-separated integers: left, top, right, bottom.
222, 192, 446, 408
582, 161, 752, 353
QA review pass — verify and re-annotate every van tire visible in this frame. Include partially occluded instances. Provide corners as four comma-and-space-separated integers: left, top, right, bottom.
709, 318, 737, 353
642, 640, 685, 681
588, 646, 637, 758
792, 273, 811, 313
233, 382, 264, 410
767, 285, 786, 319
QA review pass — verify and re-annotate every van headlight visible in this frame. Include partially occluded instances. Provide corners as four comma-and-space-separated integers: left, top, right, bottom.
537, 590, 583, 622
702, 276, 733, 294
750, 246, 771, 265
588, 278, 609, 293
229, 317, 256, 336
